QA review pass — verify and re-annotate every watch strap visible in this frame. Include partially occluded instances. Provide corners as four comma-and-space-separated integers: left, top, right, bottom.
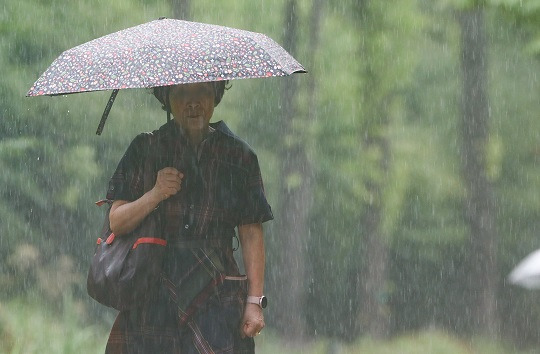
247, 295, 266, 308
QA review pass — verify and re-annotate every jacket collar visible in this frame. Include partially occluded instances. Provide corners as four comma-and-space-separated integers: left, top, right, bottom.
159, 120, 238, 142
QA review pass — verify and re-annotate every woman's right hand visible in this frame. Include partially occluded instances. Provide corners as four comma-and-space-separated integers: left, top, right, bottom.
151, 167, 184, 202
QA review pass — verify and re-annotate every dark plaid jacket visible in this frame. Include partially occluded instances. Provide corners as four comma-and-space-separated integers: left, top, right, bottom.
104, 120, 273, 354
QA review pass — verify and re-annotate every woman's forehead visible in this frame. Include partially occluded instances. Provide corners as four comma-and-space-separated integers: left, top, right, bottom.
170, 82, 213, 93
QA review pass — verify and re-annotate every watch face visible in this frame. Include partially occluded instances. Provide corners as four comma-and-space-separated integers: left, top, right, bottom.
260, 296, 267, 309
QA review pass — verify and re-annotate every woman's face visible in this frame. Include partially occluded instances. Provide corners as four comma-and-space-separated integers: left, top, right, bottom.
169, 82, 215, 136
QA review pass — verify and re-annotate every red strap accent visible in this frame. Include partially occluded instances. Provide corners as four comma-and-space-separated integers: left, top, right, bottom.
132, 237, 167, 249
105, 233, 116, 245
96, 238, 102, 245
94, 199, 110, 207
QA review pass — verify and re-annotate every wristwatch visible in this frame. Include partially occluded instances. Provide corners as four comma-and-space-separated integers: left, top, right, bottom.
247, 295, 268, 309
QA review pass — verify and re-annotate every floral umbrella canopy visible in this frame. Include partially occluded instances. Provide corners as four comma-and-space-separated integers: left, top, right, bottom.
27, 18, 306, 133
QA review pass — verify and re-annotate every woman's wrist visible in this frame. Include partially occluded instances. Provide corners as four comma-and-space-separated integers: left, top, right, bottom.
246, 295, 267, 309
146, 188, 169, 209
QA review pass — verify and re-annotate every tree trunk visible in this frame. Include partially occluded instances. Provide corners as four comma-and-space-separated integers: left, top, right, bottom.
358, 134, 391, 339
306, 0, 323, 120
458, 8, 499, 337
354, 0, 391, 339
171, 0, 190, 20
272, 0, 310, 340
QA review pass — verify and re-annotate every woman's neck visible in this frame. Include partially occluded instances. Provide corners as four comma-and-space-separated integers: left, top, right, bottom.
174, 121, 210, 147
186, 129, 208, 147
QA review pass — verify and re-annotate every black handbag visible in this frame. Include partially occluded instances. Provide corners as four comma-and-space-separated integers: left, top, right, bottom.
87, 202, 167, 311
87, 131, 174, 311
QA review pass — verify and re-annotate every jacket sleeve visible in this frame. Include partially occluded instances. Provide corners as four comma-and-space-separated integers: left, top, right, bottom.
105, 134, 149, 202
237, 151, 274, 226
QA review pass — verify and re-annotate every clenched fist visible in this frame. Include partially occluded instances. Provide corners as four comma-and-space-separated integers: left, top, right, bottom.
240, 304, 265, 338
151, 167, 184, 201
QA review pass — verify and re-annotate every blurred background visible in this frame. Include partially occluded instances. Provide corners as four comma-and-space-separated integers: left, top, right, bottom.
1, 0, 540, 353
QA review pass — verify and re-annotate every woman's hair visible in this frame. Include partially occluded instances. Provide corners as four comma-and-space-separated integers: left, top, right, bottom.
153, 80, 230, 112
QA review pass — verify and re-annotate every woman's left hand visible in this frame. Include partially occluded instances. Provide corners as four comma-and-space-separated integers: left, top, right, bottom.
240, 303, 265, 338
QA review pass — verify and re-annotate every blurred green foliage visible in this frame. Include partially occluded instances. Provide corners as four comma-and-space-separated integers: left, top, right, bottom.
1, 301, 534, 354
1, 0, 540, 350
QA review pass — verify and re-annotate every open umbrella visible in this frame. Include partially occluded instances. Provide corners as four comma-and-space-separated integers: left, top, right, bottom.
508, 249, 540, 289
26, 18, 306, 134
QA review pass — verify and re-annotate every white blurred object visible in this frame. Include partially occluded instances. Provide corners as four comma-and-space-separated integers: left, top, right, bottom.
508, 249, 540, 289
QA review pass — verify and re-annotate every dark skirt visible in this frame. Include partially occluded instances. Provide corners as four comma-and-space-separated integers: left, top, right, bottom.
105, 278, 254, 354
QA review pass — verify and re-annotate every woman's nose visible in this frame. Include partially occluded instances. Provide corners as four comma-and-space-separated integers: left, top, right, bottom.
186, 100, 200, 108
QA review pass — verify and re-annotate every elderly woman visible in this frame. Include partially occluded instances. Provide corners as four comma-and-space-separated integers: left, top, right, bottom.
104, 81, 272, 353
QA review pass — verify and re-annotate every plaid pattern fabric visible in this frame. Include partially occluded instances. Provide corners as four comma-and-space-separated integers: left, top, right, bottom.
103, 121, 272, 353
162, 247, 227, 325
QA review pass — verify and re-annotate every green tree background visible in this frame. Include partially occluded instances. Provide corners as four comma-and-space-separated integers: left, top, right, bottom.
1, 0, 540, 352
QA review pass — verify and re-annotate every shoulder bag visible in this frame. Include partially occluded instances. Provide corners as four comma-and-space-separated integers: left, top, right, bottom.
87, 132, 170, 311
86, 202, 167, 311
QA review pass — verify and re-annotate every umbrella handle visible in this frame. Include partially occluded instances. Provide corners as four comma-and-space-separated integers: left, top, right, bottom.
96, 89, 120, 135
